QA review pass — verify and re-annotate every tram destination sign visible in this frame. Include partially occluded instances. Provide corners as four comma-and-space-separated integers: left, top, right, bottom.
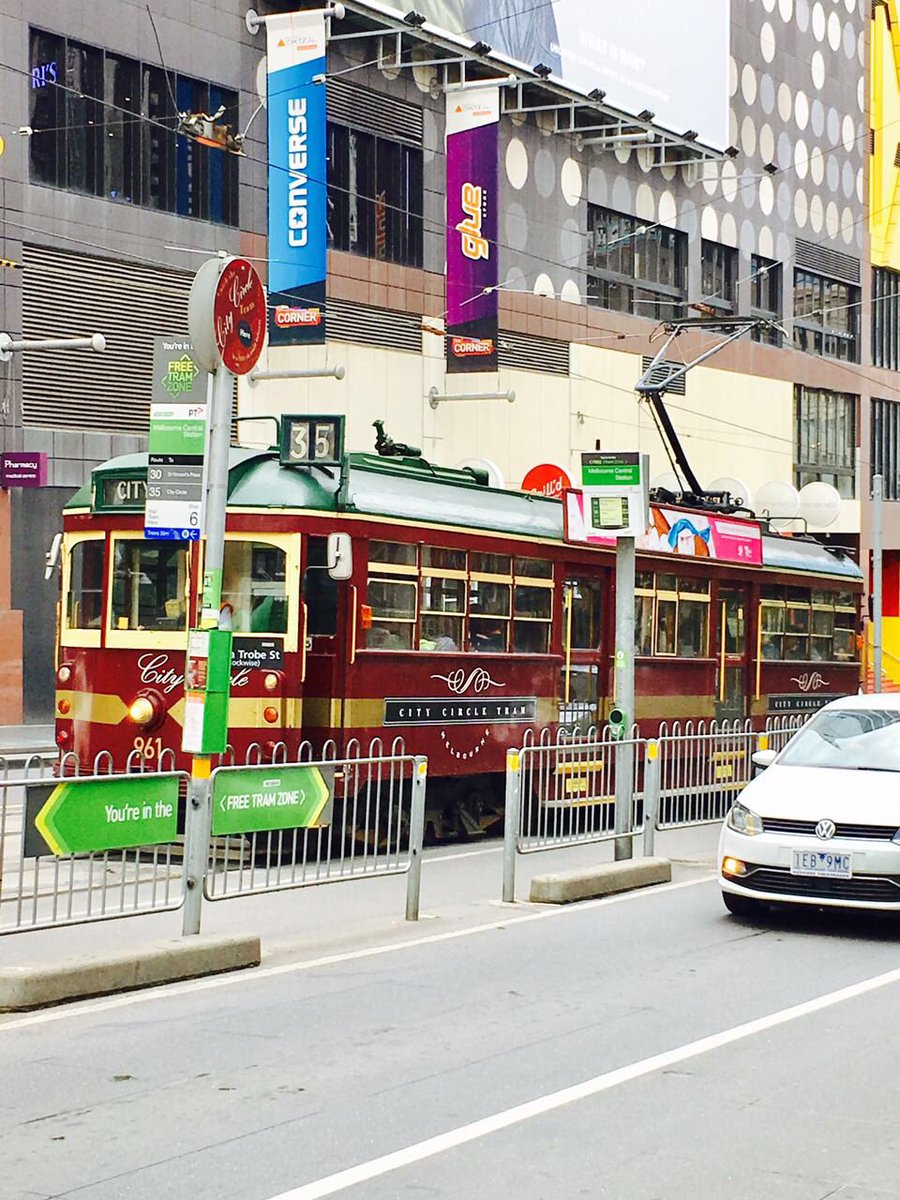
384, 697, 536, 725
280, 414, 344, 468
232, 638, 285, 670
211, 764, 334, 836
23, 774, 179, 857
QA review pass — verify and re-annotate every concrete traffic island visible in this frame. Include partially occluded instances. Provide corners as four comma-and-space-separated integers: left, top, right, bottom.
0, 934, 261, 1011
529, 857, 672, 904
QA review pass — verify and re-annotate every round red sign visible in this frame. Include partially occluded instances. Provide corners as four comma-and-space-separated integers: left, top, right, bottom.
213, 258, 266, 375
521, 463, 572, 500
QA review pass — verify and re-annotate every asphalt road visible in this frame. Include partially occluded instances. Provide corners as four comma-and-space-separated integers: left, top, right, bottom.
3, 868, 900, 1200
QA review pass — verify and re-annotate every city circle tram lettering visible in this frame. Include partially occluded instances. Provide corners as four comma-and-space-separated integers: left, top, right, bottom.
384, 698, 536, 726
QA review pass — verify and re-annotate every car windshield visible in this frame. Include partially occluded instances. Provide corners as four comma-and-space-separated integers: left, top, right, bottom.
777, 708, 900, 772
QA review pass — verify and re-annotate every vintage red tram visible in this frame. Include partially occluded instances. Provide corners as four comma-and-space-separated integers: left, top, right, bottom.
55, 438, 863, 834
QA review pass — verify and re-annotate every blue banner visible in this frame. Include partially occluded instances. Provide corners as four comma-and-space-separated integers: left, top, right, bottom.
267, 12, 327, 346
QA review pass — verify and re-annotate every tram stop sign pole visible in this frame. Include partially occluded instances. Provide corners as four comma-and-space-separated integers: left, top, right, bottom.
182, 256, 267, 934
580, 452, 649, 861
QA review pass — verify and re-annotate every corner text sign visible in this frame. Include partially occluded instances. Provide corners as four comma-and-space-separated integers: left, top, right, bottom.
24, 775, 179, 857
267, 10, 327, 347
446, 87, 499, 373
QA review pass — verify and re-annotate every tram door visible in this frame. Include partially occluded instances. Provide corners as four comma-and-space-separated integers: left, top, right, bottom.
715, 587, 748, 722
560, 574, 605, 733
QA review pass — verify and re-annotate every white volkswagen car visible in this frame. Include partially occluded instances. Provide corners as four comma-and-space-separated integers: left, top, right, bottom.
719, 694, 900, 916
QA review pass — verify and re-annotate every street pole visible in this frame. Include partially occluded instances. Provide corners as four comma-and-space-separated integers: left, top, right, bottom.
182, 361, 235, 937
873, 473, 883, 694
613, 535, 635, 860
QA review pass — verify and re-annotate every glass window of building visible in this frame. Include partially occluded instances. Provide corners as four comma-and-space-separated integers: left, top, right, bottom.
700, 241, 737, 315
792, 269, 859, 361
750, 255, 782, 344
794, 386, 857, 498
871, 397, 900, 500
586, 207, 687, 321
28, 27, 238, 225
327, 123, 423, 267
872, 267, 900, 370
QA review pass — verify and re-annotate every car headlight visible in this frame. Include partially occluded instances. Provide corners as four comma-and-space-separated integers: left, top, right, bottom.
727, 800, 763, 837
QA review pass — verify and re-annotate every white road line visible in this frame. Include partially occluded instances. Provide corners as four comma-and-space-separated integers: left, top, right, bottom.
0, 875, 712, 1032
267, 964, 900, 1200
425, 846, 503, 862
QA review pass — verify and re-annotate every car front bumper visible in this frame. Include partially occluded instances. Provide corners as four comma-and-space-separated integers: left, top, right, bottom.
718, 825, 900, 910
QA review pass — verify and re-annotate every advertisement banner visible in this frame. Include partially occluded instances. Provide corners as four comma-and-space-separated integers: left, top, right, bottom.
266, 11, 327, 346
446, 86, 499, 374
564, 493, 763, 567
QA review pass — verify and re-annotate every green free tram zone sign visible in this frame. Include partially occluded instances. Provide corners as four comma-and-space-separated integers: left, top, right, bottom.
211, 765, 335, 837
24, 775, 181, 857
22, 765, 335, 858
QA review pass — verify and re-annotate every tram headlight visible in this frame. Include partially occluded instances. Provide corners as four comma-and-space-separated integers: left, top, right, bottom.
263, 672, 280, 692
127, 693, 163, 728
57, 663, 73, 685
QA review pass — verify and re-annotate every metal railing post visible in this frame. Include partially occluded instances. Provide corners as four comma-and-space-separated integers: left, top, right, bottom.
182, 763, 212, 936
614, 739, 634, 859
502, 748, 522, 903
405, 756, 428, 921
642, 740, 661, 857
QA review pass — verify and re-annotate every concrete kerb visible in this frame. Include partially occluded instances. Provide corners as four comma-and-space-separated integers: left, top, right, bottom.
529, 857, 672, 904
0, 933, 261, 1011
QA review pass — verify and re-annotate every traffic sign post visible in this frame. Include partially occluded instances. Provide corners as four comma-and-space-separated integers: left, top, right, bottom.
580, 452, 649, 862
182, 256, 267, 936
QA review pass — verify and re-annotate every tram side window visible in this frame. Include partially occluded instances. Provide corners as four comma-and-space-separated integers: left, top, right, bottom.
636, 573, 710, 657
513, 557, 553, 653
421, 547, 466, 650
469, 552, 511, 652
222, 541, 287, 633
566, 576, 604, 650
304, 536, 337, 636
110, 541, 188, 631
366, 540, 417, 649
67, 540, 104, 629
761, 587, 858, 661
635, 572, 654, 656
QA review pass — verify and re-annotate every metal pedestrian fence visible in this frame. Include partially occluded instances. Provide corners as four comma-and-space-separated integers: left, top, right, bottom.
502, 715, 810, 899
197, 740, 427, 928
0, 740, 430, 938
502, 728, 645, 903
0, 750, 185, 935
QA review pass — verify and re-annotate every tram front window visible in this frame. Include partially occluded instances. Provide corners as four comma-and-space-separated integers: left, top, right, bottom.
67, 539, 104, 629
222, 541, 288, 633
111, 541, 188, 631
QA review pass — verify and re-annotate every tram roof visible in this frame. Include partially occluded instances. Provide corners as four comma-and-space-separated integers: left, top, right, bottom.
73, 450, 862, 582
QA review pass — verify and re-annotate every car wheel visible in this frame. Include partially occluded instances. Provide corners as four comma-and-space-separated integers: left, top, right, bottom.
722, 890, 760, 919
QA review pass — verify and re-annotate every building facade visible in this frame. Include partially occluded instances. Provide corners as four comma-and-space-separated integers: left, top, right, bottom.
0, 0, 894, 721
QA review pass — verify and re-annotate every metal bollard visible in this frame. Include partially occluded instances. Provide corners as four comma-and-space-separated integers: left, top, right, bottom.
405, 756, 428, 921
642, 740, 661, 858
502, 748, 522, 903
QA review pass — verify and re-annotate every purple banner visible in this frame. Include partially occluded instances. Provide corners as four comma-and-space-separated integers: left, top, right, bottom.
1, 452, 47, 488
446, 88, 499, 373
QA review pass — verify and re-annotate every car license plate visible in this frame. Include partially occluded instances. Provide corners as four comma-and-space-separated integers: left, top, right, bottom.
791, 850, 852, 878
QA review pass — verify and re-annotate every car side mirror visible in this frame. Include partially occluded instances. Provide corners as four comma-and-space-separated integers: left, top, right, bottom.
326, 532, 353, 580
752, 748, 777, 769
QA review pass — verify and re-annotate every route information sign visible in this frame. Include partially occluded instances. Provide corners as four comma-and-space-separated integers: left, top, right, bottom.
145, 336, 209, 541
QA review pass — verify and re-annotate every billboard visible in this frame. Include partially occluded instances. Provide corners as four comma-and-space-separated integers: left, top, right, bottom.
446, 86, 499, 373
266, 11, 328, 346
370, 0, 730, 148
